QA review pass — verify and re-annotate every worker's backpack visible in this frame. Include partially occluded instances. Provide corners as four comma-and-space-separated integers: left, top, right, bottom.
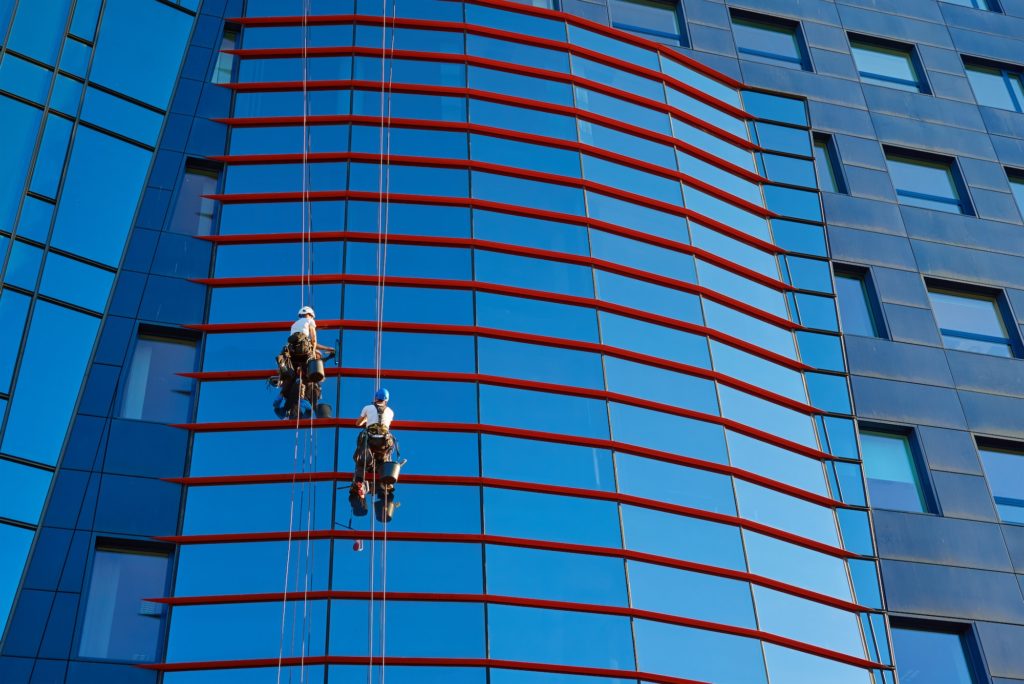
287, 331, 312, 359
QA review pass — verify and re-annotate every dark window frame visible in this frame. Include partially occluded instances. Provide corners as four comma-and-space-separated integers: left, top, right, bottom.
849, 33, 930, 94
211, 23, 241, 85
1007, 167, 1024, 220
889, 616, 987, 684
833, 264, 886, 338
925, 278, 1022, 358
168, 158, 222, 235
942, 0, 1000, 11
884, 147, 973, 215
812, 133, 847, 193
608, 0, 688, 47
963, 56, 1024, 112
976, 436, 1024, 525
74, 536, 175, 664
730, 9, 811, 71
857, 423, 937, 514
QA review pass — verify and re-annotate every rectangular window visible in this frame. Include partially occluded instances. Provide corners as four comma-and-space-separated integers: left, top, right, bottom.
120, 331, 198, 423
964, 60, 1024, 112
859, 429, 930, 512
609, 0, 684, 46
885, 150, 968, 214
834, 267, 883, 337
943, 0, 997, 10
812, 134, 845, 193
731, 11, 808, 70
850, 36, 926, 92
168, 161, 220, 235
978, 443, 1024, 524
78, 544, 171, 662
1010, 171, 1024, 221
212, 26, 238, 84
927, 285, 1016, 357
891, 622, 980, 684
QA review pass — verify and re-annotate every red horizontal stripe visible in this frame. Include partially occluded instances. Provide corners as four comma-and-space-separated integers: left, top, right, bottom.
204, 187, 780, 256
194, 271, 798, 332
186, 319, 809, 372
225, 75, 753, 154
187, 363, 817, 415
151, 590, 881, 669
202, 229, 787, 292
172, 419, 832, 462
228, 43, 751, 151
228, 2, 745, 109
142, 654, 709, 683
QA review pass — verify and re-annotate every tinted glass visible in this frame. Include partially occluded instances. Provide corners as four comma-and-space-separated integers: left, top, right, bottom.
886, 153, 963, 213
79, 547, 171, 661
609, 0, 681, 43
850, 40, 922, 92
813, 138, 841, 192
927, 288, 1013, 357
170, 166, 219, 235
121, 335, 197, 423
835, 272, 880, 337
965, 63, 1020, 112
1010, 174, 1024, 218
978, 446, 1024, 524
733, 16, 804, 68
859, 430, 928, 512
891, 626, 978, 684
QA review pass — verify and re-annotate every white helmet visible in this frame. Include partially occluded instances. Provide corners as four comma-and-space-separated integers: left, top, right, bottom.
297, 306, 315, 318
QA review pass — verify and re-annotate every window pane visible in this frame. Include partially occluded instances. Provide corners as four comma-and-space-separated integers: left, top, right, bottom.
859, 430, 927, 512
813, 138, 840, 192
927, 288, 1012, 357
891, 626, 978, 684
835, 272, 879, 336
0, 458, 51, 524
212, 29, 238, 84
121, 334, 197, 423
733, 16, 804, 68
979, 446, 1024, 524
851, 40, 922, 91
608, 0, 681, 43
1010, 174, 1024, 218
0, 523, 33, 636
79, 546, 171, 661
965, 63, 1019, 111
886, 153, 963, 214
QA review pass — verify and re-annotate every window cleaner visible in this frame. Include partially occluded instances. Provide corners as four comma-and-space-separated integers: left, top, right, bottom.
271, 306, 335, 419
349, 388, 406, 522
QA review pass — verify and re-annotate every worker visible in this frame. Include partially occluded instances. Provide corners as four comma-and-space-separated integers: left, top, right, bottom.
349, 388, 395, 496
272, 306, 334, 417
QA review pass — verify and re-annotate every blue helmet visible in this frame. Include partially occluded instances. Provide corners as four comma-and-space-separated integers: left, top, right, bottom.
374, 388, 390, 403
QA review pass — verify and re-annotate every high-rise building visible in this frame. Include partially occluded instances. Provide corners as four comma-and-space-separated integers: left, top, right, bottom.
0, 1, 1022, 683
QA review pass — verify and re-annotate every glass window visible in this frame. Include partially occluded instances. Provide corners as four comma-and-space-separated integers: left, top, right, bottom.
835, 269, 883, 337
79, 545, 171, 661
121, 332, 197, 423
943, 0, 995, 8
635, 620, 767, 683
486, 545, 628, 605
885, 151, 968, 214
891, 624, 980, 684
609, 0, 684, 45
489, 605, 635, 669
213, 27, 238, 84
978, 444, 1024, 524
965, 61, 1023, 112
0, 289, 30, 394
0, 95, 42, 229
0, 458, 51, 524
0, 523, 33, 636
39, 252, 114, 312
927, 286, 1015, 357
850, 37, 926, 92
732, 12, 807, 70
813, 134, 845, 193
859, 429, 929, 512
1009, 171, 1024, 218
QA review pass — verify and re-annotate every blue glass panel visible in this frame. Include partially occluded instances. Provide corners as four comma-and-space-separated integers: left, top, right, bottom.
469, 98, 577, 140
49, 74, 82, 115
6, 0, 72, 64
473, 209, 589, 255
679, 151, 763, 206
472, 171, 585, 215
81, 87, 164, 145
0, 289, 30, 393
168, 602, 328, 661
719, 385, 818, 448
763, 152, 817, 188
575, 86, 670, 135
478, 337, 604, 389
743, 530, 852, 599
470, 65, 572, 106
635, 620, 767, 683
483, 436, 613, 493
703, 300, 796, 358
0, 54, 53, 103
697, 260, 788, 318
354, 25, 463, 53
616, 453, 736, 514
979, 446, 1024, 524
764, 185, 823, 222
340, 378, 477, 424
342, 330, 475, 373
795, 292, 840, 331
334, 541, 482, 593
343, 284, 472, 325
753, 122, 812, 156
355, 56, 465, 87
0, 523, 33, 635
592, 220, 694, 279
477, 292, 599, 342
587, 192, 688, 241
2, 301, 99, 465
666, 88, 749, 140
349, 201, 470, 236
662, 59, 741, 109
743, 91, 807, 126
476, 250, 593, 297
621, 505, 745, 569
0, 96, 42, 229
480, 386, 610, 439
29, 114, 72, 199
726, 430, 828, 496
39, 253, 114, 312
838, 508, 875, 556
471, 133, 580, 177
711, 340, 805, 402
595, 270, 702, 323
352, 124, 467, 158
465, 4, 567, 41
468, 33, 568, 72
90, 0, 193, 108
860, 431, 927, 513
735, 479, 838, 545
183, 483, 335, 534
59, 37, 90, 77
567, 24, 659, 71
330, 667, 483, 684
605, 356, 719, 414
611, 402, 728, 462
579, 120, 675, 169
764, 644, 872, 684
835, 274, 879, 337
598, 312, 711, 367
487, 545, 628, 605
572, 55, 664, 102
189, 429, 338, 477
583, 154, 681, 205
685, 187, 770, 242
351, 162, 466, 197
175, 541, 329, 595
355, 0, 462, 20
672, 117, 754, 171
629, 561, 755, 628
328, 600, 484, 656
51, 127, 152, 266
346, 242, 472, 280
491, 672, 631, 684
490, 605, 635, 669
5, 241, 43, 290
806, 372, 852, 414
0, 458, 50, 524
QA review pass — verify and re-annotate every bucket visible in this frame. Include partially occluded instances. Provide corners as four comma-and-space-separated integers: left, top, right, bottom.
378, 460, 402, 486
306, 358, 325, 383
